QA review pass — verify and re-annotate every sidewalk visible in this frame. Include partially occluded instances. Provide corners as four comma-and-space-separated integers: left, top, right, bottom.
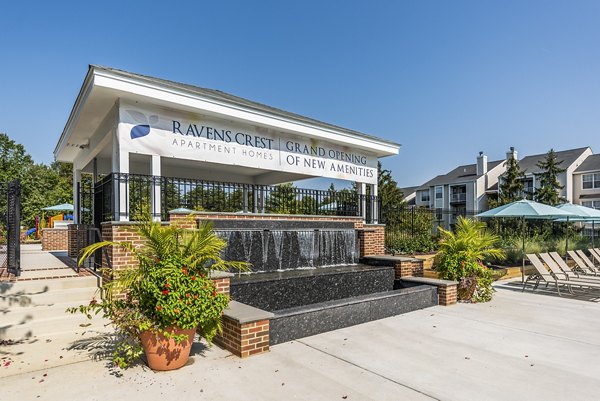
3, 282, 600, 401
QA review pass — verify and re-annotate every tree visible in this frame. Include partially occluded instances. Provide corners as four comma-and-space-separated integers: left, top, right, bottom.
496, 151, 526, 206
266, 183, 298, 214
0, 133, 76, 227
376, 161, 405, 224
534, 149, 566, 206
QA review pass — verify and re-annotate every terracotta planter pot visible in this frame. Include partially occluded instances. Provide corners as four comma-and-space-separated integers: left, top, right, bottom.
140, 327, 196, 371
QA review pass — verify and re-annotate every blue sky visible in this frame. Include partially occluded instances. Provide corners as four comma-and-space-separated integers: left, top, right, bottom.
1, 1, 599, 189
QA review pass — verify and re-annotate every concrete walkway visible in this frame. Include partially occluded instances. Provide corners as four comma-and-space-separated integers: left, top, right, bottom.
3, 281, 600, 401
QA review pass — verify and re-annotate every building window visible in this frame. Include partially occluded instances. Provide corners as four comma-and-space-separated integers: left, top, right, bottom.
582, 200, 600, 209
582, 173, 600, 189
435, 186, 443, 199
420, 191, 430, 202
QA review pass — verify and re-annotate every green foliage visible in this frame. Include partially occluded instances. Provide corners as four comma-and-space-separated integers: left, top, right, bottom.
534, 149, 566, 206
69, 216, 248, 368
0, 133, 73, 227
267, 183, 299, 214
386, 235, 439, 255
436, 217, 504, 302
500, 234, 592, 265
377, 161, 405, 223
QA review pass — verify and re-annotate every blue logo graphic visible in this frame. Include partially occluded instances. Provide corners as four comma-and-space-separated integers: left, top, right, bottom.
127, 110, 158, 139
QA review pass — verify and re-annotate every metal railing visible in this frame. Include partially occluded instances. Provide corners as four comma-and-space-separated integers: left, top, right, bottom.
82, 173, 380, 225
450, 193, 467, 203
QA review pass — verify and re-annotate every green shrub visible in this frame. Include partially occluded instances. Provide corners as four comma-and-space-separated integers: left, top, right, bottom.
437, 217, 504, 303
386, 235, 439, 254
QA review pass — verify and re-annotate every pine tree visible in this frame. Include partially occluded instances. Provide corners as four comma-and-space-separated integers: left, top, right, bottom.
376, 161, 405, 224
497, 152, 526, 206
534, 149, 566, 206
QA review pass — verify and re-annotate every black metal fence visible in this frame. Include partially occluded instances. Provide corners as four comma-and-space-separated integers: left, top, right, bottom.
382, 207, 477, 252
81, 173, 380, 226
0, 180, 21, 275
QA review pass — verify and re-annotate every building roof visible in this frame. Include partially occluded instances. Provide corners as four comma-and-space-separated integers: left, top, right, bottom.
574, 153, 600, 173
90, 65, 401, 148
399, 186, 418, 198
516, 147, 590, 175
417, 160, 504, 189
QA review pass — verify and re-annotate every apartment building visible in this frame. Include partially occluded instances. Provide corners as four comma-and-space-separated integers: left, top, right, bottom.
573, 154, 600, 209
412, 146, 596, 229
414, 152, 506, 229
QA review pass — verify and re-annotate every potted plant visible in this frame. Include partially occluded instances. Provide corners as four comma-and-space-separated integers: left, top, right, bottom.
69, 217, 247, 370
436, 217, 504, 303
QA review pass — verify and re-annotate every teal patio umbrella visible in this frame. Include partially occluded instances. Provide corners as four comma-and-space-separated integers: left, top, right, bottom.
476, 200, 576, 282
555, 203, 600, 250
42, 203, 74, 211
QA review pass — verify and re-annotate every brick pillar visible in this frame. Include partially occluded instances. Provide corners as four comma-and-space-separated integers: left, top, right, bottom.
438, 284, 458, 306
215, 318, 270, 358
100, 222, 143, 290
357, 224, 385, 257
68, 224, 93, 258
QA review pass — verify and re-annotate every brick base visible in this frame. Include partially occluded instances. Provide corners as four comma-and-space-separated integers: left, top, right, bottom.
438, 285, 458, 306
357, 224, 386, 257
394, 259, 424, 279
41, 228, 68, 251
214, 318, 270, 358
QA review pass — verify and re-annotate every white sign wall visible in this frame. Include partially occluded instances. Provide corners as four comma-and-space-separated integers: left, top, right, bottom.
118, 104, 378, 184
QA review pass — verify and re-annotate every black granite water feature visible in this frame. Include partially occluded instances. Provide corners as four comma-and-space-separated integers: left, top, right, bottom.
212, 218, 437, 345
229, 265, 438, 345
213, 219, 357, 272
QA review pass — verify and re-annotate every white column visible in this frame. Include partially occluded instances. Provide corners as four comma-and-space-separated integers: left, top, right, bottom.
151, 155, 161, 221
357, 182, 367, 221
112, 127, 130, 222
73, 167, 82, 224
371, 182, 379, 224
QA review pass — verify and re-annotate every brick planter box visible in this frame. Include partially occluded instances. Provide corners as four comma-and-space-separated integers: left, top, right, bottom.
41, 228, 68, 251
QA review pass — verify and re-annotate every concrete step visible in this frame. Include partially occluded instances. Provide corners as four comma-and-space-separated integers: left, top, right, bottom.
1, 286, 100, 308
2, 299, 103, 326
1, 311, 110, 340
0, 327, 114, 378
0, 276, 100, 296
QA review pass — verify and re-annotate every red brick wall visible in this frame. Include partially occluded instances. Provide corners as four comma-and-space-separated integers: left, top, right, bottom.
214, 318, 270, 358
212, 277, 230, 295
394, 260, 424, 279
41, 228, 68, 251
357, 225, 385, 256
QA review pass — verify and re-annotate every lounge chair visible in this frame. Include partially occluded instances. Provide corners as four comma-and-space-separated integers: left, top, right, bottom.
523, 254, 600, 296
549, 252, 598, 279
541, 253, 600, 283
576, 250, 600, 270
567, 251, 599, 275
589, 248, 600, 265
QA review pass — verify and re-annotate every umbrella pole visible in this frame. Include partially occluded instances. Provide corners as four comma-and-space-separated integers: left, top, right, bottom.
565, 216, 569, 261
593, 221, 596, 249
522, 216, 525, 284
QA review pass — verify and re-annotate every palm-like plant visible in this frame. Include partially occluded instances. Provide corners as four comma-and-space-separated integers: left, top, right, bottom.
79, 217, 247, 300
436, 217, 504, 302
438, 217, 505, 263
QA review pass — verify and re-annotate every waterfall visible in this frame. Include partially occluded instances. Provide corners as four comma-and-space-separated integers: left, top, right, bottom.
217, 228, 357, 272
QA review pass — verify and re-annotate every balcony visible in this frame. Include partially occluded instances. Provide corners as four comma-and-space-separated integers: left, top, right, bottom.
450, 193, 467, 204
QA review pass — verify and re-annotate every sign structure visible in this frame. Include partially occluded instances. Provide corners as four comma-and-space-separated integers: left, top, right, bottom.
119, 104, 378, 184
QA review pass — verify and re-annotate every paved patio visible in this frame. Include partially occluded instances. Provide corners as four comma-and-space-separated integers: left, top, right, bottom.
3, 280, 600, 401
